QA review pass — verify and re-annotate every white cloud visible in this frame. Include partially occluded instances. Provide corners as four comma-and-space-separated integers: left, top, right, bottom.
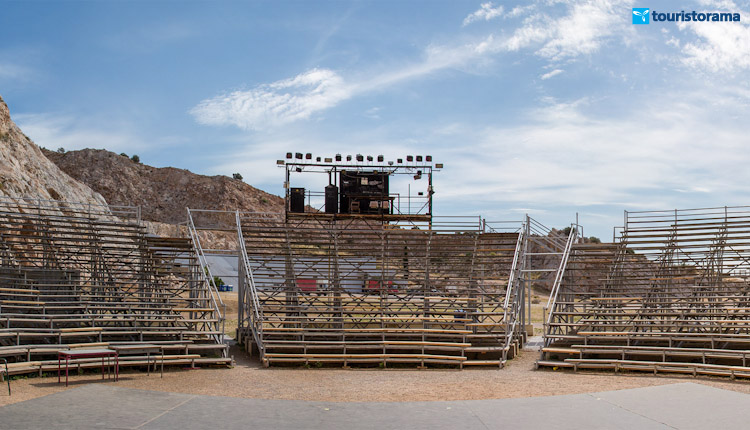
504, 0, 630, 60
679, 20, 750, 72
364, 107, 381, 119
207, 130, 415, 193
190, 35, 504, 131
199, 83, 750, 238
14, 113, 146, 153
194, 0, 750, 134
186, 0, 750, 238
190, 68, 353, 130
463, 2, 504, 26
507, 5, 535, 19
215, 87, 750, 212
540, 69, 564, 79
421, 1, 633, 72
433, 90, 750, 214
190, 3, 611, 133
671, 0, 750, 72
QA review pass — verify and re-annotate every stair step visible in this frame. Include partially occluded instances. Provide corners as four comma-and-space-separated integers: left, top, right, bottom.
536, 360, 575, 368
462, 360, 502, 366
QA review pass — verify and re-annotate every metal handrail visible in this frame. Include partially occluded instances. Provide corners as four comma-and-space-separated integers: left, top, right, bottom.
236, 212, 262, 325
0, 233, 17, 267
500, 223, 527, 364
543, 228, 578, 333
0, 195, 139, 220
1, 358, 9, 395
503, 227, 525, 310
186, 209, 226, 352
527, 217, 568, 249
235, 211, 265, 359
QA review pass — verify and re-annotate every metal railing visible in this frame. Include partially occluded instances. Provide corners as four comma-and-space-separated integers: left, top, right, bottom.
501, 224, 526, 363
0, 358, 9, 395
542, 227, 578, 347
235, 211, 265, 361
504, 227, 526, 311
0, 233, 17, 267
0, 195, 140, 222
186, 209, 227, 353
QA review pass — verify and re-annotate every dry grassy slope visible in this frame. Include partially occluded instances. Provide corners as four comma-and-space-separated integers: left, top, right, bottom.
43, 148, 285, 224
0, 95, 107, 206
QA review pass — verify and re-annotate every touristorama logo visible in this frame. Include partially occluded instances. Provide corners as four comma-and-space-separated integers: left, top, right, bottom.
633, 8, 650, 24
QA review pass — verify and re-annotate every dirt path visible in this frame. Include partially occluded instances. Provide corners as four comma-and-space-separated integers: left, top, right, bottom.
4, 346, 750, 407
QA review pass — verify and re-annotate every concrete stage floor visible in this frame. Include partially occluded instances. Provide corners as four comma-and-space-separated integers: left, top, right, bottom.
0, 382, 746, 429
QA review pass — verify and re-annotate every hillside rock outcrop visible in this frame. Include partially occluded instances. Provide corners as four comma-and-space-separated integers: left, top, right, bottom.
44, 148, 284, 224
0, 95, 107, 207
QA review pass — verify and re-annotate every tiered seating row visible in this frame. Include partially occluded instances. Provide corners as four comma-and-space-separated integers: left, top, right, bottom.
0, 197, 230, 376
238, 215, 523, 368
539, 206, 750, 379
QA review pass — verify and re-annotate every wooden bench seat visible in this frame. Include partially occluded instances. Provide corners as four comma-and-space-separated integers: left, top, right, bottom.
464, 346, 509, 353
571, 344, 750, 362
564, 358, 750, 377
261, 327, 472, 335
1, 300, 45, 306
173, 308, 215, 313
0, 287, 40, 295
60, 327, 103, 333
264, 353, 467, 361
5, 361, 42, 375
542, 347, 580, 355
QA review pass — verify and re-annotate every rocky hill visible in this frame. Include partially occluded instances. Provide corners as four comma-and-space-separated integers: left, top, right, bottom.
43, 148, 284, 224
0, 95, 107, 207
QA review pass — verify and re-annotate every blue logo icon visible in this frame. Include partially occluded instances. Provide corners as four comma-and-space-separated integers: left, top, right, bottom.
633, 8, 650, 24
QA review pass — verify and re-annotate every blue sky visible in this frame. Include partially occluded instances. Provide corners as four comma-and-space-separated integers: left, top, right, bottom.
2, 0, 750, 239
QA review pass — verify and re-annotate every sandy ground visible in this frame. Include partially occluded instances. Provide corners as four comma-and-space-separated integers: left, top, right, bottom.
5, 346, 750, 407
219, 291, 239, 336
5, 290, 750, 407
7, 289, 750, 406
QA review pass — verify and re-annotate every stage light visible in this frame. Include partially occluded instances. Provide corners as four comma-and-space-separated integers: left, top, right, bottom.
426, 155, 432, 162
335, 154, 342, 162
286, 152, 293, 159
276, 160, 285, 165
356, 154, 364, 162
407, 155, 414, 162
295, 153, 303, 160
377, 155, 384, 162
416, 155, 423, 162
305, 153, 312, 160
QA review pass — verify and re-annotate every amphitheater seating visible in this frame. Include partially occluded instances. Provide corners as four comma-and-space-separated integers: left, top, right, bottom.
237, 215, 525, 368
539, 206, 750, 380
0, 198, 231, 377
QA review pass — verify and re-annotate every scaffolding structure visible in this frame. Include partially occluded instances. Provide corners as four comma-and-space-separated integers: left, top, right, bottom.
226, 154, 586, 368
237, 213, 529, 367
539, 206, 750, 379
0, 197, 230, 377
280, 153, 438, 224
